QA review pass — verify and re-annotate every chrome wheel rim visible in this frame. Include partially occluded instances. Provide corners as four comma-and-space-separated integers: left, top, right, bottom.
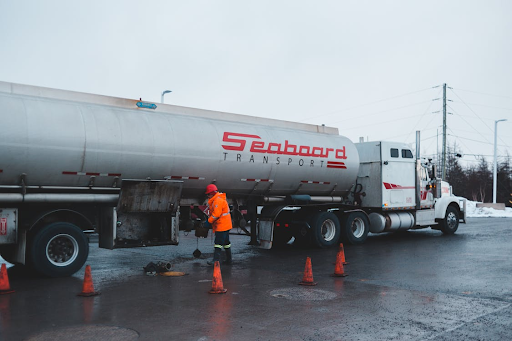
447, 212, 457, 229
46, 234, 79, 267
321, 219, 337, 242
351, 218, 365, 238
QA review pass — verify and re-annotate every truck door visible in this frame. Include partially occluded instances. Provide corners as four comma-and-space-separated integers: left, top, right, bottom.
381, 144, 416, 209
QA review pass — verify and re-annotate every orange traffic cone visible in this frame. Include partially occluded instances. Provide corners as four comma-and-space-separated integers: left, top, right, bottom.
0, 264, 14, 295
339, 243, 348, 265
209, 261, 227, 294
331, 249, 348, 277
299, 257, 317, 286
77, 265, 100, 297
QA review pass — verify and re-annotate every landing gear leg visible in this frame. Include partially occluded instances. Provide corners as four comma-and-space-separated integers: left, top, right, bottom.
248, 201, 259, 246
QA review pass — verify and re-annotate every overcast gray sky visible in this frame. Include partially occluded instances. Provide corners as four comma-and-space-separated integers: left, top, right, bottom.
1, 1, 511, 168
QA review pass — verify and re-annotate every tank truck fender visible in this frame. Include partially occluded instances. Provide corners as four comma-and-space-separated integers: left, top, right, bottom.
28, 209, 94, 234
434, 196, 466, 222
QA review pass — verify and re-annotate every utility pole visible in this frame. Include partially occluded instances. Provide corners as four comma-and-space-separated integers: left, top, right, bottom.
442, 83, 447, 180
436, 128, 439, 175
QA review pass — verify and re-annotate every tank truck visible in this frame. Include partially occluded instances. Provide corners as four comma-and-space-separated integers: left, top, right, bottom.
0, 82, 466, 277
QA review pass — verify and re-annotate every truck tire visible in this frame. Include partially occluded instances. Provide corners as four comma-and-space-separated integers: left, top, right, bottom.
310, 212, 341, 248
341, 212, 369, 245
29, 222, 89, 277
441, 206, 459, 234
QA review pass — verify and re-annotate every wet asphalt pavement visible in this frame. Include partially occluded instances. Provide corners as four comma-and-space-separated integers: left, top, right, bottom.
1, 217, 511, 341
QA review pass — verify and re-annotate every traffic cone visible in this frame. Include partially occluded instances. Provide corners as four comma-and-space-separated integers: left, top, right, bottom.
331, 249, 348, 277
339, 243, 348, 265
0, 264, 14, 295
209, 261, 227, 294
77, 265, 100, 297
299, 257, 317, 286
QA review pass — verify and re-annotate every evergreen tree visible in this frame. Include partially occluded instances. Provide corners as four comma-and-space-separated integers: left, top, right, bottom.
476, 156, 492, 202
465, 165, 481, 201
445, 144, 466, 197
497, 152, 512, 207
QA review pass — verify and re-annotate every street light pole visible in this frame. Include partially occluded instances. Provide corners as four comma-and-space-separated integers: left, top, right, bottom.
161, 90, 172, 103
493, 119, 507, 203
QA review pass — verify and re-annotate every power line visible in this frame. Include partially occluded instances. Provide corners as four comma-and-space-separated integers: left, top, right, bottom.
445, 127, 473, 155
450, 89, 494, 135
329, 100, 432, 125
452, 101, 512, 112
402, 88, 442, 145
340, 113, 425, 131
447, 104, 494, 145
381, 132, 437, 143
298, 86, 437, 123
450, 89, 511, 150
446, 133, 493, 145
454, 88, 512, 100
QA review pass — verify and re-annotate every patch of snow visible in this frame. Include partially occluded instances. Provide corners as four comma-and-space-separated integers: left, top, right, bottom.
465, 200, 512, 218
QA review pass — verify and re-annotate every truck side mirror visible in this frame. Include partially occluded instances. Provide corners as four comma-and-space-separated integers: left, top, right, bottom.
431, 165, 437, 180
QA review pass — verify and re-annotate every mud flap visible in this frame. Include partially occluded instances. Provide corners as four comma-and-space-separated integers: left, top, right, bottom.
258, 205, 287, 249
258, 220, 274, 249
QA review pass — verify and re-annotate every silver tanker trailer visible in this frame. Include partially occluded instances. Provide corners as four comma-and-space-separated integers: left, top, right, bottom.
0, 81, 466, 277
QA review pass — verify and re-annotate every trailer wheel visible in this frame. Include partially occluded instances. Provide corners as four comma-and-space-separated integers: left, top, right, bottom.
342, 212, 369, 245
441, 206, 459, 234
29, 222, 89, 277
310, 212, 341, 248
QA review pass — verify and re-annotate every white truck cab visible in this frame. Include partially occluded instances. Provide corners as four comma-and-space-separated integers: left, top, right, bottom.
355, 138, 466, 235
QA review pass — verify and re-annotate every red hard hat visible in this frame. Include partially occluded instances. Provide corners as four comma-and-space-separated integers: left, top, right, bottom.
205, 184, 218, 194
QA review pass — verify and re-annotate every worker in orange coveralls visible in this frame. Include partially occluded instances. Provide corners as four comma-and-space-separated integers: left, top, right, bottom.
205, 184, 233, 266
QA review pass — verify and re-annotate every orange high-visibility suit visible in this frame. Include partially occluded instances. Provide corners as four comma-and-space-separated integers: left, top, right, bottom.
208, 192, 232, 232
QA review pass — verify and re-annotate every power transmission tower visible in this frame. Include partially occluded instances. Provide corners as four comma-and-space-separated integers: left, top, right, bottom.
440, 83, 453, 179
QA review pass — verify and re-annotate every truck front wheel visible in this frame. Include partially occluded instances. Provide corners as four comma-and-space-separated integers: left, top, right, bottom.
441, 206, 459, 234
341, 212, 370, 245
29, 222, 89, 277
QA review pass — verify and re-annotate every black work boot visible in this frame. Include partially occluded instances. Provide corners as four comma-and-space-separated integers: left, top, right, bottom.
224, 247, 232, 265
207, 248, 222, 266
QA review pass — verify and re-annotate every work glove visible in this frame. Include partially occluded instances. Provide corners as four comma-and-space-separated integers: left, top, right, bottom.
203, 220, 212, 229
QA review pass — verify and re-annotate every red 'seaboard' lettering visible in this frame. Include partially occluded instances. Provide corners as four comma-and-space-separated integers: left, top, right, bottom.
222, 132, 261, 151
222, 132, 347, 160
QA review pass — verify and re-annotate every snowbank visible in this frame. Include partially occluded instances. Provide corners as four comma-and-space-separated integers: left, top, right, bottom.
465, 200, 512, 218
